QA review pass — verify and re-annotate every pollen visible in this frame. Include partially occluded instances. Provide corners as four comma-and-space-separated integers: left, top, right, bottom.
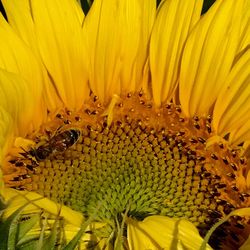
3, 93, 250, 249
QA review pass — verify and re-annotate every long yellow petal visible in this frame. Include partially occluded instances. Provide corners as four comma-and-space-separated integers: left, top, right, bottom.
2, 0, 84, 51
237, 0, 250, 55
0, 107, 13, 164
2, 0, 38, 52
2, 0, 68, 112
1, 188, 84, 227
150, 0, 203, 106
0, 15, 46, 131
127, 215, 212, 250
229, 120, 250, 147
83, 0, 153, 103
1, 188, 107, 248
212, 49, 250, 145
29, 0, 89, 110
0, 15, 43, 104
134, 0, 156, 93
179, 0, 244, 117
0, 69, 40, 136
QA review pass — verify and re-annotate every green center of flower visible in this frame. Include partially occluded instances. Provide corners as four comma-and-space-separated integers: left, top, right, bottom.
4, 94, 250, 248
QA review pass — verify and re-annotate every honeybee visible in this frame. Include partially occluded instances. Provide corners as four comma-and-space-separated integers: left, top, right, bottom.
29, 129, 81, 161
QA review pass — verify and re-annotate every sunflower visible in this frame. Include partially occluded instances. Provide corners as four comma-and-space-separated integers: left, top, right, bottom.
0, 0, 250, 249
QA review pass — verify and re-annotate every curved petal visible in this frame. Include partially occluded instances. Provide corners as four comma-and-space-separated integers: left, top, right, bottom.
0, 107, 13, 164
229, 120, 250, 147
83, 0, 155, 103
135, 0, 156, 94
28, 0, 89, 110
1, 0, 68, 112
2, 0, 84, 51
0, 69, 40, 136
150, 0, 203, 106
0, 15, 45, 130
212, 49, 250, 145
237, 0, 250, 55
179, 0, 244, 117
2, 0, 38, 52
1, 188, 83, 227
0, 188, 106, 248
127, 215, 212, 250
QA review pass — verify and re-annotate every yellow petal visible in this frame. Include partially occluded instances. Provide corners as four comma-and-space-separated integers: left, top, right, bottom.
2, 0, 38, 52
179, 0, 244, 117
0, 69, 41, 136
1, 187, 106, 248
1, 187, 84, 227
83, 0, 154, 103
0, 107, 13, 191
212, 49, 250, 145
0, 15, 46, 131
0, 15, 43, 103
237, 0, 250, 55
228, 120, 250, 147
29, 0, 89, 110
2, 0, 67, 112
0, 107, 14, 164
150, 0, 203, 106
134, 0, 156, 93
127, 215, 212, 250
2, 0, 84, 51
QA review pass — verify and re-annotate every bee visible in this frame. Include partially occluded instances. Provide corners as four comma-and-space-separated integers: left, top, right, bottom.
29, 129, 81, 161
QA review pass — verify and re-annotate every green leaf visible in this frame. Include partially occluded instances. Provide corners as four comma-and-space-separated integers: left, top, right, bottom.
17, 238, 39, 250
17, 235, 40, 248
17, 218, 59, 250
0, 203, 29, 250
17, 240, 38, 250
62, 216, 93, 250
17, 214, 40, 243
42, 218, 60, 250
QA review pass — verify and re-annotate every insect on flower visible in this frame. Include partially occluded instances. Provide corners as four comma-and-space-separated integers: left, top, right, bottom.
28, 128, 81, 161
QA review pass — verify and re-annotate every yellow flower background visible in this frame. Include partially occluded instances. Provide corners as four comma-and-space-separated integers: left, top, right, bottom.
0, 0, 250, 249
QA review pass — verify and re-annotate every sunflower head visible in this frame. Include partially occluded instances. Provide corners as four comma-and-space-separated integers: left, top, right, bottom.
0, 0, 250, 249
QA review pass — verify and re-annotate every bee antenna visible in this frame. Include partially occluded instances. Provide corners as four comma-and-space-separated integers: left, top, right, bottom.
19, 146, 37, 160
